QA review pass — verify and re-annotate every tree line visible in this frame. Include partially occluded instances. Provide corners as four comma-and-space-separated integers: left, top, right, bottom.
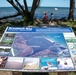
0, 0, 75, 24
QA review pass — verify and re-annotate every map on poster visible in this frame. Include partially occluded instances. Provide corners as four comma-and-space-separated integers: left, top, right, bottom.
0, 27, 76, 72
10, 32, 70, 57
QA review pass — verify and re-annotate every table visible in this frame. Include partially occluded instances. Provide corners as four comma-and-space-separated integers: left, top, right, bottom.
0, 27, 76, 75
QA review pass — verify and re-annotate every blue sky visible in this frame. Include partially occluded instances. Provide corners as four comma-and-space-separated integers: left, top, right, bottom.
0, 0, 75, 7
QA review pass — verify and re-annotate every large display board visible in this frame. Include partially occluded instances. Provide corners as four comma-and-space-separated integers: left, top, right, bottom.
0, 27, 76, 72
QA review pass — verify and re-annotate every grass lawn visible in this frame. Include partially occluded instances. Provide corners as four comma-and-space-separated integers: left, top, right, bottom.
49, 72, 76, 75
59, 21, 76, 35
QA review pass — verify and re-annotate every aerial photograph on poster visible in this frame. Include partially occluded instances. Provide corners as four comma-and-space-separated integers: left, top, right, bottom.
22, 57, 39, 70
0, 48, 10, 56
65, 38, 72, 43
57, 58, 74, 70
0, 33, 15, 47
67, 43, 75, 50
69, 50, 76, 57
0, 56, 8, 69
10, 32, 70, 57
72, 56, 76, 69
71, 38, 76, 43
65, 38, 76, 50
5, 57, 23, 69
40, 58, 57, 70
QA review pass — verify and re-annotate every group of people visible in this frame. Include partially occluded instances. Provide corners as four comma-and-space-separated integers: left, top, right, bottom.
43, 13, 54, 23
35, 12, 54, 25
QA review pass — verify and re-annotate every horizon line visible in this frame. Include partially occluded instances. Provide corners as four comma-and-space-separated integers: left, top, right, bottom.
0, 6, 70, 8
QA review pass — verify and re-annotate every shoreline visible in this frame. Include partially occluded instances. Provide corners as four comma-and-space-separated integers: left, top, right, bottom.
0, 17, 76, 27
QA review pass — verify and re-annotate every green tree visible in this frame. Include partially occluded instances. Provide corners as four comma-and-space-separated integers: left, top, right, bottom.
68, 0, 75, 21
7, 0, 40, 24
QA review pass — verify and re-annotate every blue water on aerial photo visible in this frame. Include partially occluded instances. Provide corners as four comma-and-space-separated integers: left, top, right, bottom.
10, 32, 70, 57
41, 58, 57, 67
40, 58, 57, 70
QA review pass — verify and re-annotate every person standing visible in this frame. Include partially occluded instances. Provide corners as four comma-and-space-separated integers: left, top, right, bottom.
50, 13, 54, 21
43, 13, 48, 24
